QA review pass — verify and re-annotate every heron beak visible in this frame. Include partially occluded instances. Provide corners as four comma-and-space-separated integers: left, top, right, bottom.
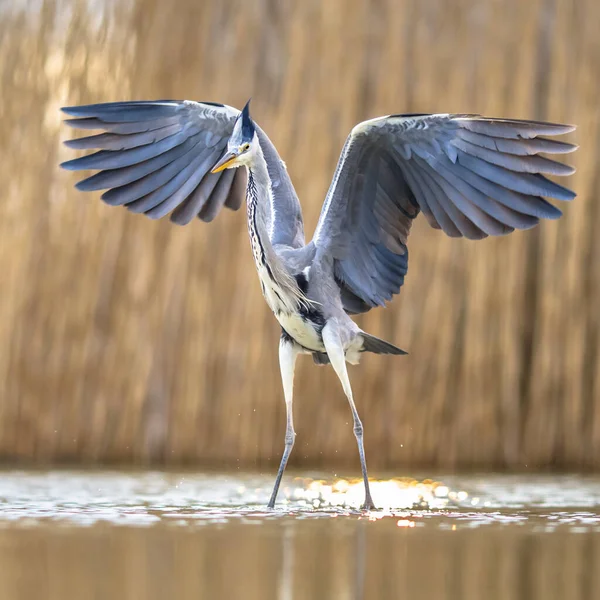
211, 151, 239, 173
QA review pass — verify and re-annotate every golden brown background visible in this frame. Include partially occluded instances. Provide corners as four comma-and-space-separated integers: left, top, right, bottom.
2, 522, 598, 600
0, 0, 597, 470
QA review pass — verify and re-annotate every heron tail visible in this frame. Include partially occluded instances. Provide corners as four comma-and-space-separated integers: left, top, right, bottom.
360, 332, 407, 356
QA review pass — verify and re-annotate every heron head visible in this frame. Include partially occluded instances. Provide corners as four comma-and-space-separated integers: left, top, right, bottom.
211, 99, 257, 173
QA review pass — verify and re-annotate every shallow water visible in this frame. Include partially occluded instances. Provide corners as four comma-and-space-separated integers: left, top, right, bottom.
1, 471, 600, 599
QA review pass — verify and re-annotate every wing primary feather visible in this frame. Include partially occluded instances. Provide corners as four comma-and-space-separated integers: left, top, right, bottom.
452, 138, 575, 175
75, 134, 202, 192
455, 117, 576, 139
414, 162, 488, 239
425, 163, 510, 236
63, 118, 108, 130
61, 101, 181, 121
432, 156, 539, 230
169, 170, 222, 224
455, 128, 577, 155
100, 142, 209, 206
412, 158, 489, 239
64, 124, 181, 151
457, 151, 576, 200
146, 161, 219, 220
61, 130, 189, 171
170, 172, 221, 224
198, 168, 236, 222
63, 116, 182, 135
405, 161, 463, 237
447, 159, 562, 219
224, 169, 247, 211
125, 148, 217, 214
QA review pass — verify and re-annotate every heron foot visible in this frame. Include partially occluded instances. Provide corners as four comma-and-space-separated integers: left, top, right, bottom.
361, 497, 377, 511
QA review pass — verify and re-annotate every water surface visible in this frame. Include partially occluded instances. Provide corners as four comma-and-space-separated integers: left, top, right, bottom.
0, 471, 599, 599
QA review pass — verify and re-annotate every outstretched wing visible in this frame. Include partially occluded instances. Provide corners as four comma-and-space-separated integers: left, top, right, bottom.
312, 113, 577, 312
61, 101, 247, 224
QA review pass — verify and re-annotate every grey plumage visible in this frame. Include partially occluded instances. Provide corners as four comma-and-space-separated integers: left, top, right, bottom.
61, 100, 577, 510
62, 101, 246, 223
312, 114, 576, 310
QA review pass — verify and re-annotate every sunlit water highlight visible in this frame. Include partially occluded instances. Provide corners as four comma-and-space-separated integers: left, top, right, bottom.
2, 472, 600, 599
1, 471, 600, 532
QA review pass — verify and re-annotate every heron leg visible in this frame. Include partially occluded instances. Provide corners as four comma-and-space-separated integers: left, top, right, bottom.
268, 336, 300, 509
322, 323, 377, 511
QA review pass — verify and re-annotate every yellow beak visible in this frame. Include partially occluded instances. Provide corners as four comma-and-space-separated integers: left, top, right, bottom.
211, 151, 239, 174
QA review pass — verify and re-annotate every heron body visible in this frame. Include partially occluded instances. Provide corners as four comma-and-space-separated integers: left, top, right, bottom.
61, 99, 577, 510
240, 128, 368, 361
245, 151, 324, 352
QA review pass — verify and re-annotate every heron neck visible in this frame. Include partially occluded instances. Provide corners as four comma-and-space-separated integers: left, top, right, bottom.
245, 145, 276, 262
244, 146, 305, 313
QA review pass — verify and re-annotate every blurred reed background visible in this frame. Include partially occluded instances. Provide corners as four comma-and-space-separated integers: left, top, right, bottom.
0, 0, 598, 470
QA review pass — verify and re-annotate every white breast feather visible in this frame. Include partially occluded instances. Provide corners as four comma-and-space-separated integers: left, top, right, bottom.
277, 311, 324, 351
255, 266, 325, 352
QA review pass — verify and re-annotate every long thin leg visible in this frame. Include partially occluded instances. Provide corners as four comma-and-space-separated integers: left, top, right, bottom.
323, 323, 376, 510
268, 336, 300, 508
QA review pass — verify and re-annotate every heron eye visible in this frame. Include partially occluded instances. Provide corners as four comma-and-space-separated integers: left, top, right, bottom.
241, 143, 250, 152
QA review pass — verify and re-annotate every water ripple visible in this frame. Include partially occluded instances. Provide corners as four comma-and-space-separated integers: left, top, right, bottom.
1, 471, 600, 531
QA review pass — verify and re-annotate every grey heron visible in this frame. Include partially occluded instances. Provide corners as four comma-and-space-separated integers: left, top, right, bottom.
61, 99, 577, 510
